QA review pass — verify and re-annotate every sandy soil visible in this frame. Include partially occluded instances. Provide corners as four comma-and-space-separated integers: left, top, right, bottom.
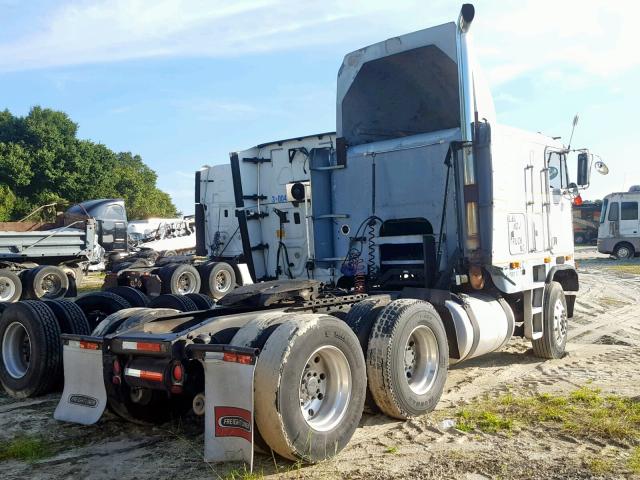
1, 247, 639, 479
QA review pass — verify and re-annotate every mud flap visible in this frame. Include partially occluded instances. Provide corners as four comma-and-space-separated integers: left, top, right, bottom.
54, 335, 107, 425
189, 344, 257, 470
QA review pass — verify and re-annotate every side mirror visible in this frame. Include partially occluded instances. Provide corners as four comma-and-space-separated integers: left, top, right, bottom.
594, 160, 609, 175
577, 152, 590, 187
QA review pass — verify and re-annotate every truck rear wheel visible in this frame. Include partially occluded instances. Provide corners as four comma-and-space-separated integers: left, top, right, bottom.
149, 294, 197, 312
105, 286, 150, 307
0, 270, 22, 303
346, 297, 390, 413
92, 308, 148, 336
0, 301, 62, 397
75, 292, 132, 330
254, 315, 366, 463
199, 262, 236, 299
185, 293, 216, 309
366, 299, 449, 420
44, 300, 91, 335
532, 281, 567, 359
159, 264, 201, 295
23, 266, 69, 300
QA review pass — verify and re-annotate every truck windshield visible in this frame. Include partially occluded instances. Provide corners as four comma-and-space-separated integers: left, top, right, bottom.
341, 45, 460, 146
600, 199, 608, 223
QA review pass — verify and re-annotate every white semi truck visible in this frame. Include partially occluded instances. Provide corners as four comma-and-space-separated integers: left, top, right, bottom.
53, 4, 608, 469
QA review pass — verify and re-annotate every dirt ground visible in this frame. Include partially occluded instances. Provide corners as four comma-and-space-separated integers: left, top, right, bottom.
1, 247, 639, 479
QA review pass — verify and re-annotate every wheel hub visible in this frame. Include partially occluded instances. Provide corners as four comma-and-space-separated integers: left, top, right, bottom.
404, 326, 439, 395
177, 273, 194, 294
553, 299, 568, 344
41, 273, 61, 295
216, 271, 230, 292
2, 322, 31, 379
298, 346, 351, 431
0, 279, 15, 301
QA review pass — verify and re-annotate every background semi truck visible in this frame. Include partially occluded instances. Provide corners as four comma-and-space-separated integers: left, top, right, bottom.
35, 3, 610, 469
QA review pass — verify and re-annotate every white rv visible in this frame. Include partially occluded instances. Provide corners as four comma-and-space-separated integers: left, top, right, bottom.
597, 189, 640, 258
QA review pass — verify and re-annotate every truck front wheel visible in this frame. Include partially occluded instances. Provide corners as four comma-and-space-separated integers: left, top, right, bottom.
254, 314, 366, 463
532, 281, 567, 359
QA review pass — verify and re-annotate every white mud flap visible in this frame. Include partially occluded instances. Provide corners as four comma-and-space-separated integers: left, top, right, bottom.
54, 335, 107, 425
190, 344, 257, 470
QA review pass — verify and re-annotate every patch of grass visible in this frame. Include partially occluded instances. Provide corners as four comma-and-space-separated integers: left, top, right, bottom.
385, 446, 399, 454
628, 447, 640, 474
452, 386, 640, 444
0, 436, 54, 462
223, 466, 264, 480
606, 264, 640, 275
586, 456, 614, 475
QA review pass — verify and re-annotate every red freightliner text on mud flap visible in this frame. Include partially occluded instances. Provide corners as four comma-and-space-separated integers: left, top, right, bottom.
214, 406, 252, 442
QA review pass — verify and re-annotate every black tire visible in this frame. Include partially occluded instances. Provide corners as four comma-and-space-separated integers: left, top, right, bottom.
532, 281, 568, 359
367, 299, 449, 420
0, 303, 9, 315
613, 242, 635, 260
574, 233, 585, 245
75, 292, 132, 331
229, 311, 296, 453
105, 286, 150, 307
345, 296, 390, 413
114, 308, 179, 334
149, 294, 198, 312
254, 315, 366, 463
158, 264, 201, 295
0, 269, 22, 303
0, 301, 62, 397
106, 382, 192, 425
199, 262, 236, 299
163, 250, 177, 258
22, 266, 69, 300
92, 308, 148, 336
185, 293, 216, 310
43, 300, 91, 335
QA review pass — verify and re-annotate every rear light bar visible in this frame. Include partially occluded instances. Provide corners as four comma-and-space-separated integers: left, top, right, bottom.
122, 341, 163, 353
223, 352, 255, 365
65, 338, 101, 350
125, 368, 164, 382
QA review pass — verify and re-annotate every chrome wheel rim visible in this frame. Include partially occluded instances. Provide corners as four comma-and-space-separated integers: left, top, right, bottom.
215, 270, 232, 293
177, 271, 197, 294
0, 277, 16, 301
41, 273, 62, 297
404, 325, 439, 395
553, 298, 568, 344
299, 345, 351, 431
2, 322, 31, 379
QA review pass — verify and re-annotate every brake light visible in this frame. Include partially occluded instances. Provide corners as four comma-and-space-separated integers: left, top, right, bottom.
223, 352, 254, 365
172, 363, 184, 383
69, 340, 100, 350
113, 359, 121, 375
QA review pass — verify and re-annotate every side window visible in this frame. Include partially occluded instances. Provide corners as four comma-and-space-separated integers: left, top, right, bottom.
600, 199, 608, 223
621, 202, 639, 220
104, 205, 125, 221
608, 202, 619, 221
547, 151, 568, 190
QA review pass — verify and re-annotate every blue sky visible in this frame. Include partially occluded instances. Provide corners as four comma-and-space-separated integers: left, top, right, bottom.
1, 0, 638, 214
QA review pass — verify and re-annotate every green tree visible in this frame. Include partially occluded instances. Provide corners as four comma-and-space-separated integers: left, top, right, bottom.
0, 107, 177, 220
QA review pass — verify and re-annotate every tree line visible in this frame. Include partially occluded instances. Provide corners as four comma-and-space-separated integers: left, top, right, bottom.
0, 106, 177, 221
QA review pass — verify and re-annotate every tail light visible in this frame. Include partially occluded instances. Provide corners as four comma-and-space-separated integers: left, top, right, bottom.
112, 358, 122, 385
171, 363, 184, 384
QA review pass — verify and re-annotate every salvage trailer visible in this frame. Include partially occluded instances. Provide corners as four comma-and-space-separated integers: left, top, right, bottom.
55, 4, 608, 469
0, 199, 129, 303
